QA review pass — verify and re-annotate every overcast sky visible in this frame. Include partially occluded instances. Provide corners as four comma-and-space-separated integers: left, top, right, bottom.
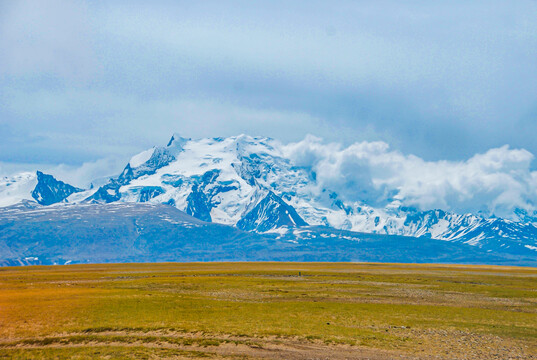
1, 0, 537, 180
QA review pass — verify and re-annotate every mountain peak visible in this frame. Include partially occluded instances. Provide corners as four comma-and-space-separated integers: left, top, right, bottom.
167, 133, 189, 147
237, 191, 308, 232
3, 134, 537, 254
32, 171, 83, 205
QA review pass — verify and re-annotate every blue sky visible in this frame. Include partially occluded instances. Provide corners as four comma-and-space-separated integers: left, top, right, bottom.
1, 0, 537, 179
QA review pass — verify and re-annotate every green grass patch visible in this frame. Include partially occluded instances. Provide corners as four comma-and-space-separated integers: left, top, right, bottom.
0, 262, 535, 358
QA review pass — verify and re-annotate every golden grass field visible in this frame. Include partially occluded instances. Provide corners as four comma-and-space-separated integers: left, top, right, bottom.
0, 262, 536, 359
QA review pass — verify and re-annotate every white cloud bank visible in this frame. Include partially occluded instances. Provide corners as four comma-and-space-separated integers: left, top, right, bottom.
284, 136, 537, 218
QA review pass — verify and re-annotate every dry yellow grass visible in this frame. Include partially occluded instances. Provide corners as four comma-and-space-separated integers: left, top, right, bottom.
0, 262, 536, 359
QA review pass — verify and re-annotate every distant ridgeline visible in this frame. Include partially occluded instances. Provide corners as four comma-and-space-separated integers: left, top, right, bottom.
0, 134, 536, 266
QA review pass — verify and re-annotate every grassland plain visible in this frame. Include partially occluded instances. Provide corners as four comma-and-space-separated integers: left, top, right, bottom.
0, 262, 536, 359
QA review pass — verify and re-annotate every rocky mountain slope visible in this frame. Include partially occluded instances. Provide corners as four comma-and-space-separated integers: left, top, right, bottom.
1, 133, 536, 263
2, 202, 532, 266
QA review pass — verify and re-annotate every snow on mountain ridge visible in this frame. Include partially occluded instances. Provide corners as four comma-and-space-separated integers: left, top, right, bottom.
75, 134, 537, 250
2, 134, 537, 253
0, 171, 88, 207
0, 172, 37, 207
129, 148, 155, 168
31, 171, 84, 205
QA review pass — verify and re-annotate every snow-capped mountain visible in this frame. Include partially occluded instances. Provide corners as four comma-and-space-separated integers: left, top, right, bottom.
0, 172, 37, 207
1, 133, 537, 259
32, 171, 84, 205
80, 134, 315, 230
0, 171, 82, 207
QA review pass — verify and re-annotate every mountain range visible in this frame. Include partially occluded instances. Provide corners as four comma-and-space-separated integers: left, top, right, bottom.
1, 134, 536, 266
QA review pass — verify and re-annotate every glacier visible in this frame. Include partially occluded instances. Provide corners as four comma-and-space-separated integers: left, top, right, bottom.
1, 133, 536, 265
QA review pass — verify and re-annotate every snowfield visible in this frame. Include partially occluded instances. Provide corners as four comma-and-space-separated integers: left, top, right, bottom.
1, 133, 537, 260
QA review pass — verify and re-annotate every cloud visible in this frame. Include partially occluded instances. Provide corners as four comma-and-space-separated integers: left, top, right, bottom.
2, 0, 537, 174
0, 87, 329, 164
90, 0, 537, 159
284, 136, 537, 217
0, 156, 127, 189
0, 0, 95, 79
43, 157, 128, 188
